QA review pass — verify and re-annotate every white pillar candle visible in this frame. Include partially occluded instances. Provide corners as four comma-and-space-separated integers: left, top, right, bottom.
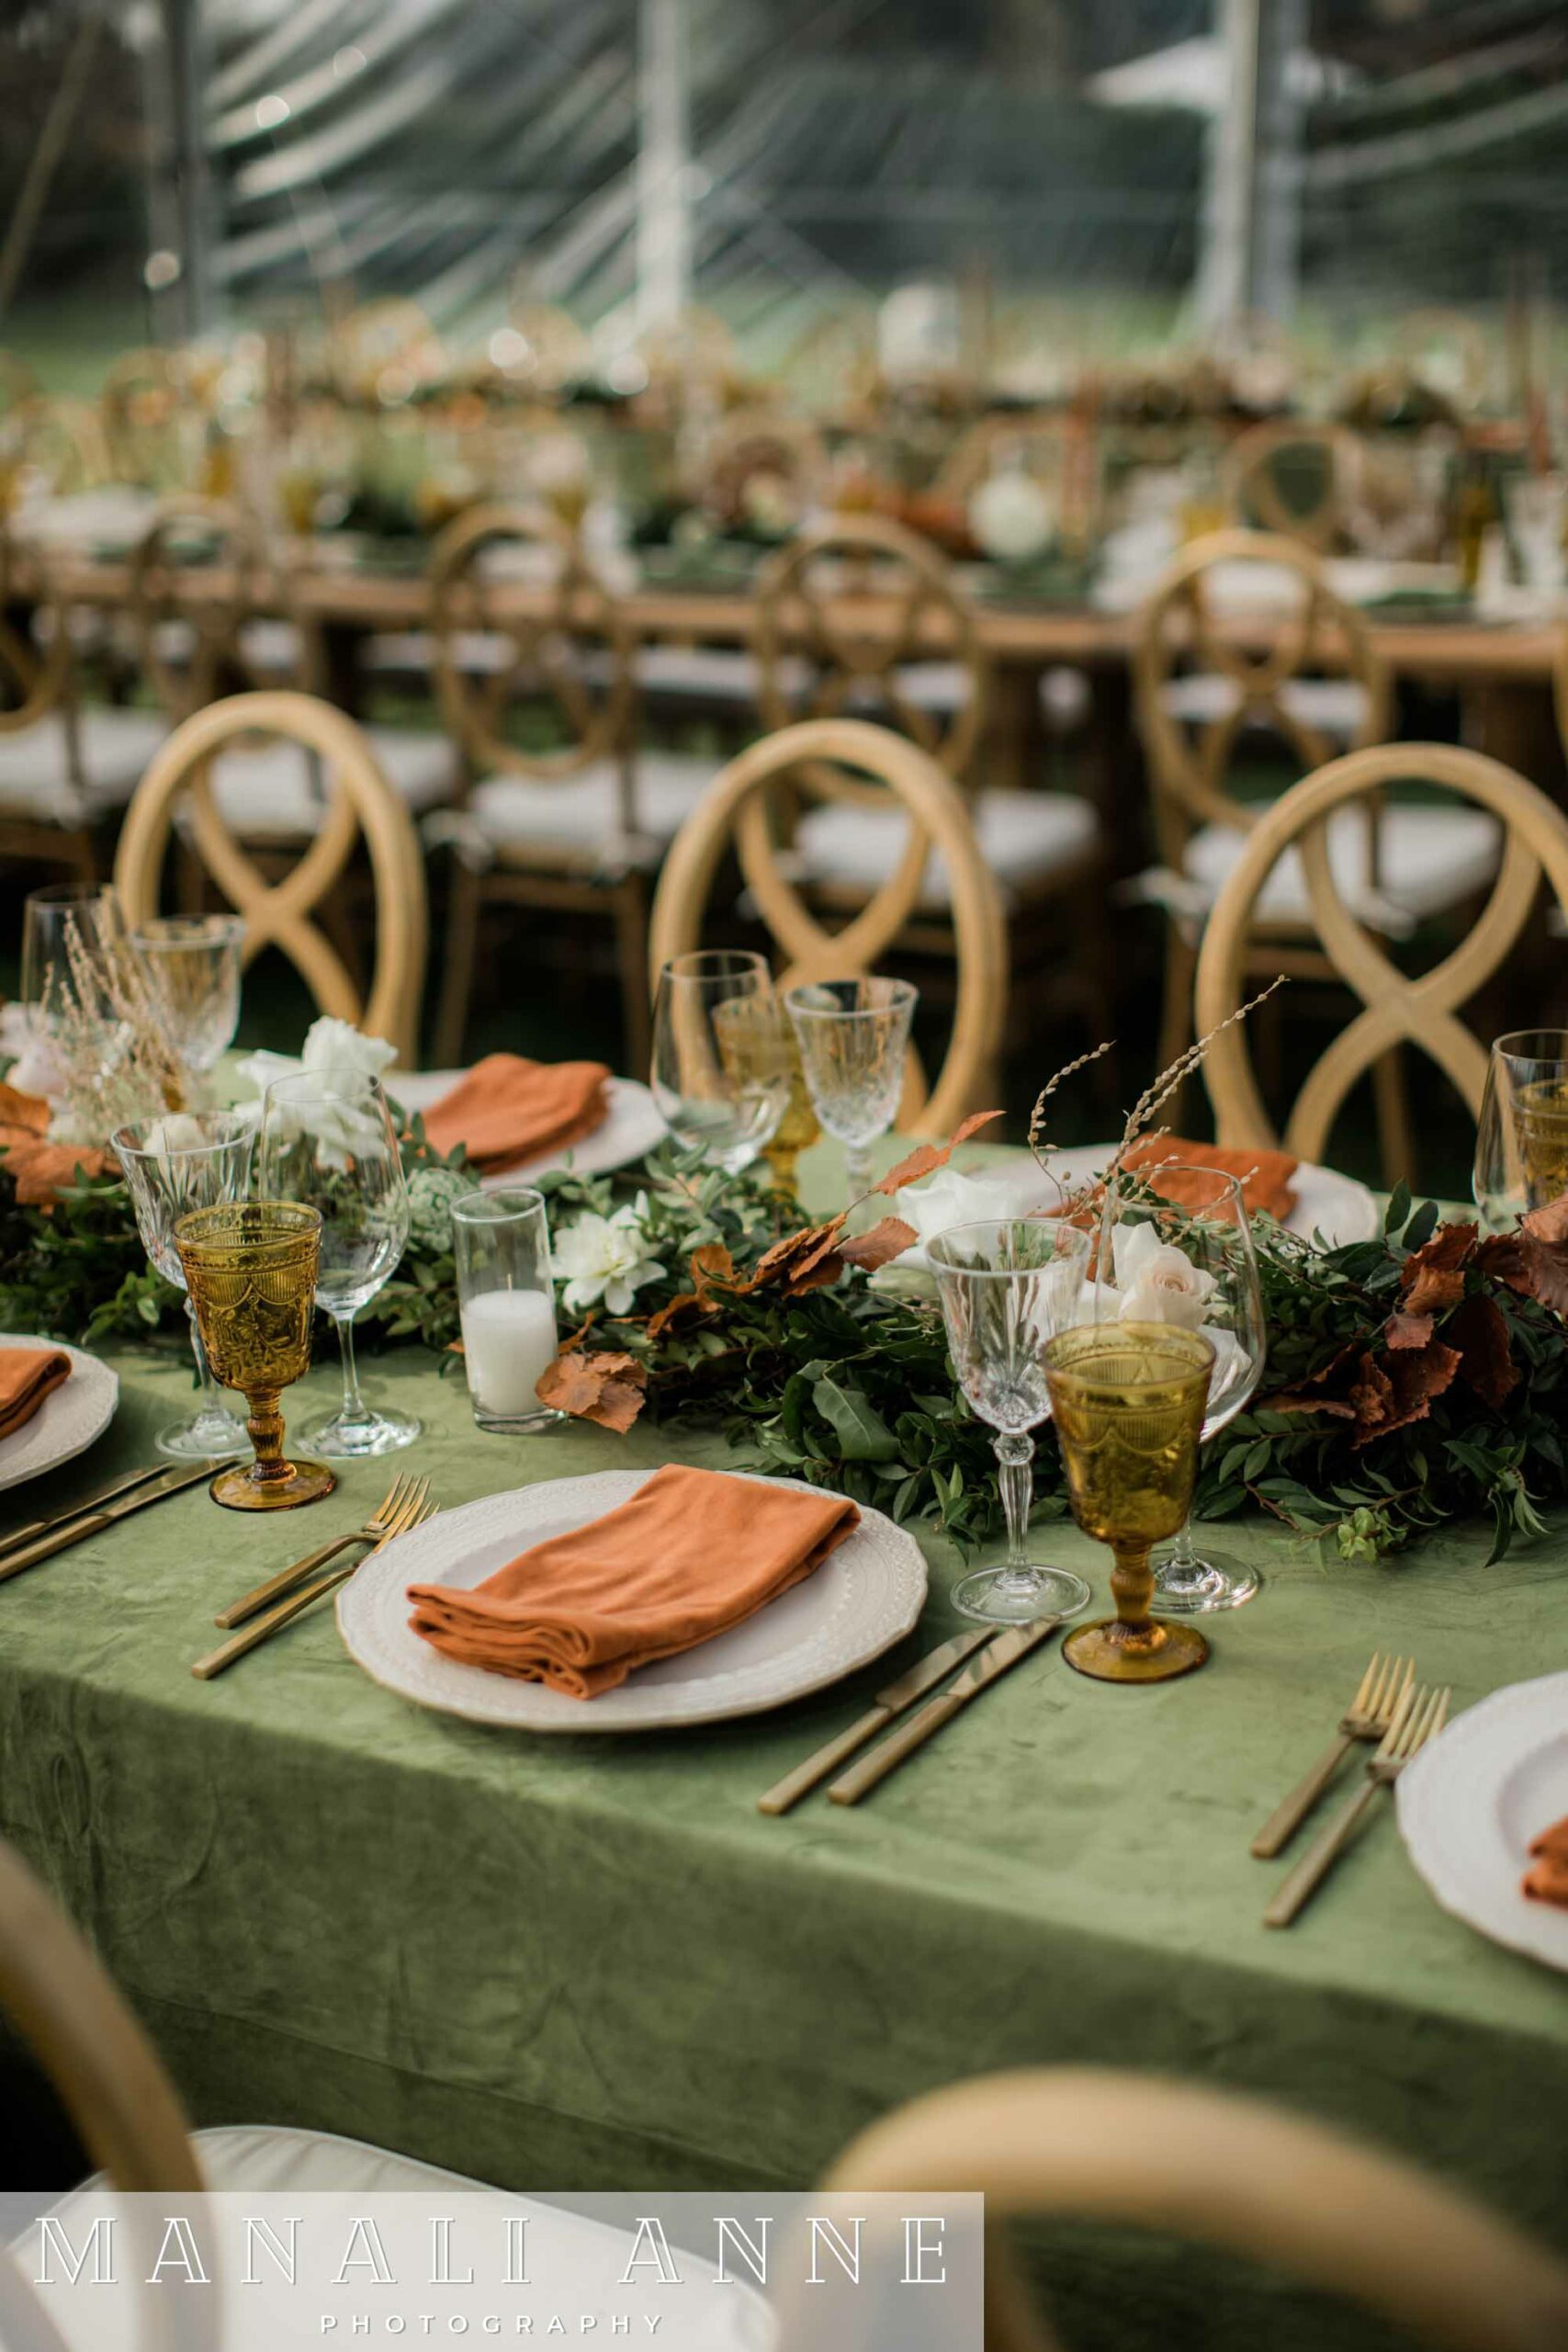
459, 1287, 559, 1419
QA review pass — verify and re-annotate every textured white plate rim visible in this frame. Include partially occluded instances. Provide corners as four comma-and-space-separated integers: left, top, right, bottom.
388, 1072, 664, 1184
1396, 1671, 1568, 1973
0, 1334, 118, 1494
336, 1466, 928, 1732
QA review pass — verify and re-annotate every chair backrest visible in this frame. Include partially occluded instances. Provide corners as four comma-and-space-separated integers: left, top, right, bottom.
0, 525, 73, 738
815, 2067, 1568, 2352
114, 691, 428, 1066
698, 404, 828, 531
129, 494, 295, 722
648, 718, 1006, 1133
753, 515, 988, 788
1133, 528, 1392, 865
1195, 742, 1568, 1164
1222, 421, 1353, 551
936, 412, 1070, 504
429, 503, 635, 792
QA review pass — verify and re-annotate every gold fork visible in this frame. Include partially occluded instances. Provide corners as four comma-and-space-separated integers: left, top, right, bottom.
1250, 1651, 1416, 1859
193, 1488, 438, 1680
213, 1473, 432, 1628
1264, 1681, 1451, 1928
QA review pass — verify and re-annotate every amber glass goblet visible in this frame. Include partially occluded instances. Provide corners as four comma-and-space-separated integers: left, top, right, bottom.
713, 992, 820, 1198
175, 1201, 336, 1512
1045, 1322, 1214, 1684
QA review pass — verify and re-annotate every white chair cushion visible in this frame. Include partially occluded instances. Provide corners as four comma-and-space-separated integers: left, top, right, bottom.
796, 788, 1099, 910
362, 628, 511, 674
1184, 804, 1503, 934
201, 727, 453, 838
0, 707, 167, 823
467, 748, 716, 867
1159, 673, 1370, 739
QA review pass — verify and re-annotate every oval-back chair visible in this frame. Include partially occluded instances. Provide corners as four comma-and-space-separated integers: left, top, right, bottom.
1194, 743, 1568, 1170
1221, 422, 1357, 553
648, 718, 1007, 1132
114, 691, 427, 1067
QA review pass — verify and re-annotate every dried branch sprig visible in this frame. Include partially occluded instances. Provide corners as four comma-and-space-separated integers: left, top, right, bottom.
1028, 1038, 1115, 1192
47, 928, 187, 1145
1107, 975, 1287, 1186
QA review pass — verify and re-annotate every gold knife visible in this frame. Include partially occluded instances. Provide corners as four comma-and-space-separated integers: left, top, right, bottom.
757, 1625, 993, 1815
0, 1461, 178, 1564
828, 1616, 1062, 1804
0, 1459, 225, 1586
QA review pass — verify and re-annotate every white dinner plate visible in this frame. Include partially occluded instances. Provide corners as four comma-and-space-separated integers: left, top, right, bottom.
337, 1466, 928, 1732
1397, 1672, 1568, 1974
0, 1335, 118, 1494
389, 1071, 667, 1183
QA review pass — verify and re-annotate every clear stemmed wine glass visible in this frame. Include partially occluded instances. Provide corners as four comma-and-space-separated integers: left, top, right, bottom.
130, 916, 244, 1095
1473, 1030, 1568, 1230
113, 1111, 255, 1458
650, 949, 790, 1173
785, 977, 918, 1208
927, 1216, 1095, 1625
1097, 1167, 1265, 1613
20, 883, 121, 1057
256, 1069, 418, 1458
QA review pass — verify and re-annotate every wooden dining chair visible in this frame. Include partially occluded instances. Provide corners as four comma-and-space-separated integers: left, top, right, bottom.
814, 2067, 1568, 2352
1221, 421, 1356, 553
114, 690, 427, 1067
1193, 743, 1568, 1174
426, 502, 715, 1072
648, 718, 1007, 1132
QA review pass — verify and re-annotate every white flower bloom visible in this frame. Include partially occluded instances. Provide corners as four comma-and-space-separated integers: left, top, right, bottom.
300, 1017, 398, 1085
968, 472, 1054, 563
898, 1163, 1043, 1252
552, 1193, 667, 1316
1111, 1220, 1217, 1330
0, 1003, 65, 1100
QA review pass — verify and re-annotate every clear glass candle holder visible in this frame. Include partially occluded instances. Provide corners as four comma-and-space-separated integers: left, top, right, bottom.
452, 1188, 564, 1434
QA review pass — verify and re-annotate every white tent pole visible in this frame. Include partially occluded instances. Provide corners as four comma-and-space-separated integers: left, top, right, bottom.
1195, 0, 1259, 334
636, 0, 692, 334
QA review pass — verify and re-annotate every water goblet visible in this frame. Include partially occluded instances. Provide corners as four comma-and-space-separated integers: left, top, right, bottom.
928, 1217, 1094, 1624
112, 1111, 255, 1459
712, 990, 820, 1198
175, 1200, 335, 1510
1100, 1168, 1265, 1614
650, 950, 790, 1173
1473, 1030, 1568, 1228
1045, 1322, 1215, 1683
256, 1069, 418, 1458
786, 978, 917, 1210
130, 915, 244, 1093
20, 883, 122, 1067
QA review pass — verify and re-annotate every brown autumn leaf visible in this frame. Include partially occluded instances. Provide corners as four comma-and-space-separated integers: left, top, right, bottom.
1521, 1193, 1568, 1249
0, 1083, 50, 1138
1350, 1339, 1461, 1449
1517, 1194, 1568, 1317
838, 1216, 918, 1272
644, 1241, 738, 1340
535, 1348, 647, 1434
1384, 1308, 1435, 1351
1447, 1291, 1518, 1410
1, 1136, 114, 1206
1398, 1220, 1476, 1318
1474, 1230, 1531, 1295
744, 1215, 851, 1297
873, 1109, 1004, 1199
1260, 1342, 1359, 1418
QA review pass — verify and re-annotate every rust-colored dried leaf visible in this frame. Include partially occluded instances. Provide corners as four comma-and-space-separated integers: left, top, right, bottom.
1266, 1391, 1358, 1419
0, 1083, 51, 1139
1351, 1339, 1461, 1449
1348, 1351, 1394, 1438
536, 1348, 647, 1433
1516, 1194, 1568, 1317
838, 1216, 918, 1272
1448, 1291, 1518, 1410
1398, 1220, 1476, 1317
1384, 1308, 1435, 1351
1474, 1231, 1532, 1295
743, 1216, 850, 1297
1, 1137, 114, 1206
644, 1241, 739, 1340
1521, 1193, 1568, 1249
873, 1109, 1003, 1198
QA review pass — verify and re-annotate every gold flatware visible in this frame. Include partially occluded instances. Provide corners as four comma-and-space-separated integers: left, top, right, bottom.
1263, 1681, 1451, 1928
828, 1617, 1062, 1805
758, 1626, 993, 1815
0, 1459, 229, 1587
0, 1459, 209, 1566
192, 1488, 438, 1679
1251, 1652, 1416, 1859
213, 1473, 433, 1628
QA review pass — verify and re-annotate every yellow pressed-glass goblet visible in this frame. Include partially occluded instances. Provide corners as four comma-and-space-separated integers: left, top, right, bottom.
713, 992, 820, 1199
1045, 1322, 1214, 1683
175, 1201, 336, 1512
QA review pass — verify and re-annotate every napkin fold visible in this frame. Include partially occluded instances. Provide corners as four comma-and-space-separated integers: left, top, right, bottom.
0, 1345, 73, 1442
1523, 1815, 1568, 1909
420, 1054, 612, 1174
407, 1464, 861, 1699
1121, 1136, 1299, 1223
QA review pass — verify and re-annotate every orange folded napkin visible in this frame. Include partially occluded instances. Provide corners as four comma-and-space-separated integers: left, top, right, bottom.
0, 1345, 72, 1442
420, 1054, 612, 1174
1121, 1136, 1299, 1223
408, 1464, 861, 1700
1523, 1815, 1568, 1910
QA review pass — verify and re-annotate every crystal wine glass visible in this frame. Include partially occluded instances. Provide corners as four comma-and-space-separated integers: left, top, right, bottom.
927, 1216, 1094, 1624
130, 915, 244, 1092
1473, 1030, 1568, 1229
1097, 1167, 1265, 1614
650, 950, 790, 1173
113, 1111, 255, 1459
256, 1069, 418, 1458
785, 977, 917, 1207
20, 883, 121, 1059
1046, 1322, 1215, 1683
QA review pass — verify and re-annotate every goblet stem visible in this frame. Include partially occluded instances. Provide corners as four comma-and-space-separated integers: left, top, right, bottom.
244, 1387, 290, 1487
1108, 1540, 1157, 1651
335, 1312, 372, 1430
845, 1141, 872, 1204
994, 1429, 1037, 1597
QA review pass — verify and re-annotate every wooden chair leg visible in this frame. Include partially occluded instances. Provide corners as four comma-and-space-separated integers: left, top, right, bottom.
433, 860, 484, 1069
1372, 1046, 1416, 1193
615, 874, 652, 1081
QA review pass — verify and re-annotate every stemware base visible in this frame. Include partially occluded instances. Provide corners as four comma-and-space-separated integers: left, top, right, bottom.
297, 1405, 422, 1459
209, 1457, 336, 1512
1150, 1546, 1260, 1615
1065, 1616, 1209, 1683
953, 1563, 1091, 1625
156, 1407, 250, 1459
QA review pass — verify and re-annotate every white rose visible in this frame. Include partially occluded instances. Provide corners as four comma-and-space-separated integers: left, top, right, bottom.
552, 1193, 666, 1317
898, 1164, 1043, 1251
300, 1016, 398, 1084
0, 1003, 65, 1100
1111, 1220, 1217, 1330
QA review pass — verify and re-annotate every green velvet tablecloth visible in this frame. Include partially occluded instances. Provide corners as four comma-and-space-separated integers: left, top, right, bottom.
2, 1336, 1566, 2351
